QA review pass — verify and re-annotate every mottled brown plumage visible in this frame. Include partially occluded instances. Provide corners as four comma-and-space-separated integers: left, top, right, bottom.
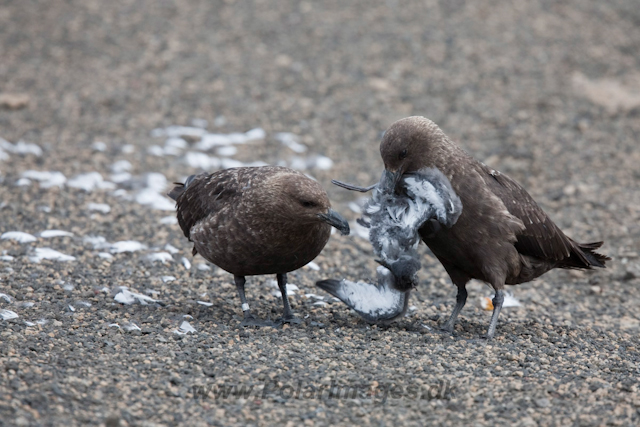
169, 166, 350, 326
378, 116, 609, 338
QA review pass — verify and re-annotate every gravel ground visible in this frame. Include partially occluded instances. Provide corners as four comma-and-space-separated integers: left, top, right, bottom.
1, 0, 640, 425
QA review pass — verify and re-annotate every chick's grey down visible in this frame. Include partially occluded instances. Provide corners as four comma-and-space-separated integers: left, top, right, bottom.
169, 166, 350, 327
378, 116, 609, 338
316, 168, 462, 324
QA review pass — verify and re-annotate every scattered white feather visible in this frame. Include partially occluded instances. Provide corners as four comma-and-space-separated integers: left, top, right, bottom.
0, 293, 13, 303
268, 280, 298, 296
192, 118, 208, 129
163, 145, 182, 156
67, 172, 115, 191
148, 145, 165, 156
289, 154, 334, 171
111, 160, 132, 173
145, 172, 169, 192
246, 160, 269, 167
160, 216, 178, 225
112, 189, 131, 199
135, 189, 175, 211
97, 252, 113, 259
183, 151, 268, 169
147, 252, 173, 263
220, 158, 245, 168
15, 178, 31, 186
15, 141, 43, 156
92, 141, 107, 152
83, 235, 110, 250
0, 255, 14, 261
181, 257, 191, 270
184, 151, 221, 169
194, 128, 265, 150
121, 144, 135, 154
24, 321, 36, 327
313, 301, 328, 306
110, 241, 147, 253
29, 248, 76, 262
216, 146, 238, 157
164, 244, 179, 254
161, 276, 176, 283
481, 291, 522, 310
314, 155, 334, 170
174, 320, 196, 334
197, 301, 213, 307
68, 304, 75, 312
275, 132, 307, 153
504, 292, 522, 307
87, 203, 111, 214
196, 263, 211, 271
63, 283, 75, 291
114, 287, 159, 305
108, 323, 120, 329
289, 156, 308, 170
123, 322, 141, 331
304, 261, 320, 271
21, 170, 66, 188
36, 319, 48, 325
39, 230, 74, 238
109, 172, 132, 184
165, 137, 188, 149
152, 125, 206, 139
0, 139, 43, 156
195, 136, 231, 150
1, 231, 37, 243
129, 173, 176, 211
245, 127, 266, 140
76, 301, 92, 307
0, 309, 19, 320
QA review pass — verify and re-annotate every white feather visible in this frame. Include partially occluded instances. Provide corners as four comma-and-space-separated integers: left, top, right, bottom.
336, 283, 398, 313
